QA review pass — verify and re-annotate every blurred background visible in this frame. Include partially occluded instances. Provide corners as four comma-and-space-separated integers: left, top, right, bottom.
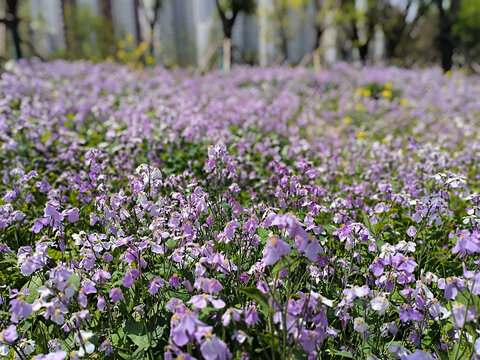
0, 0, 478, 72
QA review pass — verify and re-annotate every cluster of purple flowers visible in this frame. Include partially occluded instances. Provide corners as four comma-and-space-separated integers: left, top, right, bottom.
0, 60, 480, 359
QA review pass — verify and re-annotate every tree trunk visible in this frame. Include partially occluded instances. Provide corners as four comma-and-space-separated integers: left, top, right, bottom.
10, 19, 21, 59
435, 0, 460, 72
314, 26, 323, 51
351, 21, 368, 63
61, 0, 76, 56
280, 27, 288, 61
4, 0, 22, 59
133, 0, 142, 43
149, 23, 155, 56
439, 26, 454, 72
223, 37, 232, 72
221, 18, 234, 72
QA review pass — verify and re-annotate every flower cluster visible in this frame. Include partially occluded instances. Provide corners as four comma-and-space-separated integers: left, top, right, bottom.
0, 61, 479, 359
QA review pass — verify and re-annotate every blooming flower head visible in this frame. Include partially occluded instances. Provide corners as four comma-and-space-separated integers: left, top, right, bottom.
0, 325, 18, 344
262, 235, 290, 266
200, 334, 232, 360
370, 294, 389, 315
74, 330, 95, 357
353, 317, 369, 333
109, 288, 124, 303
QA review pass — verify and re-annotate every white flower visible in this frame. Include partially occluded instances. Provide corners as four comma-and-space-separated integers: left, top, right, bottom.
0, 345, 9, 356
74, 330, 95, 357
19, 339, 35, 355
353, 317, 369, 333
371, 294, 389, 315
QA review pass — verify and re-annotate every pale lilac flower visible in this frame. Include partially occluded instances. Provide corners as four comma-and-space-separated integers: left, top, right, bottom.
0, 325, 18, 344
200, 334, 232, 360
262, 236, 290, 266
353, 317, 368, 333
149, 277, 164, 295
97, 296, 106, 311
109, 288, 124, 303
370, 294, 389, 315
189, 294, 225, 309
407, 226, 417, 237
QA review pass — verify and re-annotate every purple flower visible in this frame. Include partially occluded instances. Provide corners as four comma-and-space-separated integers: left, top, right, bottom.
406, 226, 417, 237
92, 269, 111, 285
452, 230, 480, 257
371, 257, 386, 276
262, 236, 291, 266
438, 277, 464, 300
20, 256, 44, 276
97, 296, 106, 311
452, 302, 466, 327
391, 254, 417, 275
200, 334, 232, 360
149, 277, 164, 295
122, 272, 135, 288
9, 299, 32, 322
31, 217, 49, 233
222, 307, 241, 326
169, 274, 181, 289
170, 310, 200, 346
195, 277, 223, 294
189, 294, 225, 309
99, 339, 114, 356
294, 235, 323, 262
0, 325, 18, 344
398, 304, 422, 323
44, 203, 64, 224
244, 306, 260, 325
109, 288, 124, 303
64, 208, 79, 223
31, 350, 67, 360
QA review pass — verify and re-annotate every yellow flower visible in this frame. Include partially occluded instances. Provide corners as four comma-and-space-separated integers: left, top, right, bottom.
357, 131, 366, 139
116, 50, 126, 59
138, 41, 149, 52
343, 117, 352, 125
445, 70, 453, 78
400, 98, 408, 106
118, 40, 126, 48
146, 55, 155, 65
381, 90, 392, 98
355, 103, 365, 111
356, 88, 371, 97
126, 34, 135, 43
381, 137, 388, 144
384, 82, 393, 90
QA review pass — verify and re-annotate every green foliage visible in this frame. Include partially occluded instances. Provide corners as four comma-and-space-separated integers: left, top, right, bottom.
59, 3, 119, 61
217, 0, 256, 15
453, 0, 480, 61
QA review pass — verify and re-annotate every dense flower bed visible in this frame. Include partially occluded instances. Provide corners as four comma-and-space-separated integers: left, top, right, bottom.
0, 60, 480, 359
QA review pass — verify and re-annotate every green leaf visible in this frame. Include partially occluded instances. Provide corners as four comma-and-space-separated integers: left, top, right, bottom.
23, 274, 44, 304
165, 239, 176, 249
272, 255, 300, 275
47, 248, 63, 260
257, 228, 270, 245
220, 203, 232, 210
323, 224, 337, 234
238, 286, 273, 313
333, 350, 354, 358
68, 273, 81, 289
128, 333, 149, 349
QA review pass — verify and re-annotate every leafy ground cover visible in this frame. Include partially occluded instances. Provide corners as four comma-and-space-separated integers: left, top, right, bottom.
0, 61, 480, 360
